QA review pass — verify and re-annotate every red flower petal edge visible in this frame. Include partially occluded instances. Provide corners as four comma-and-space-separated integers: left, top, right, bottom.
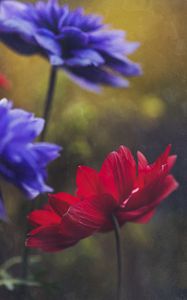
26, 145, 179, 252
0, 73, 11, 90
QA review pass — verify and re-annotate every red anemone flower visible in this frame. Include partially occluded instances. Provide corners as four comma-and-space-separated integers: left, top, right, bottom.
0, 73, 10, 90
26, 145, 178, 252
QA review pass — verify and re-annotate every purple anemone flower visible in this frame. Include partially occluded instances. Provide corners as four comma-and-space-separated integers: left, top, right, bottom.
0, 0, 141, 92
0, 98, 61, 200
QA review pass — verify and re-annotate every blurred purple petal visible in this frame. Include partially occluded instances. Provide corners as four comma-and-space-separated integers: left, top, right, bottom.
0, 99, 62, 199
0, 0, 141, 90
67, 66, 129, 91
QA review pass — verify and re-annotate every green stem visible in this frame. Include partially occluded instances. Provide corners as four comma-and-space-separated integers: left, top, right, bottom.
40, 65, 57, 141
20, 66, 58, 298
111, 214, 124, 300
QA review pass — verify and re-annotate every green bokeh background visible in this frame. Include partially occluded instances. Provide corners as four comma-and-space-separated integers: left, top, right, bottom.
0, 0, 186, 299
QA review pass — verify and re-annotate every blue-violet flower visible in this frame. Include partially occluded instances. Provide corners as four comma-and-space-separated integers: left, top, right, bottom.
0, 0, 141, 91
0, 98, 61, 200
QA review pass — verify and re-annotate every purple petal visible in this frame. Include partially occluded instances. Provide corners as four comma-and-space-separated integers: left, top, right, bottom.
31, 143, 62, 166
0, 1, 141, 90
123, 41, 140, 55
104, 55, 142, 77
0, 99, 62, 199
66, 66, 129, 91
64, 70, 101, 93
0, 0, 27, 19
49, 54, 64, 66
34, 29, 61, 55
66, 49, 104, 67
58, 27, 88, 49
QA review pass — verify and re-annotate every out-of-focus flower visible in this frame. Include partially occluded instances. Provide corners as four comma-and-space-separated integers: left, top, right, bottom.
0, 73, 10, 90
0, 0, 141, 91
26, 145, 178, 252
0, 98, 61, 199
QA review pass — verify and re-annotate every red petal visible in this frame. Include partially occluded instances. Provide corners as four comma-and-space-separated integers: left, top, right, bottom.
167, 155, 177, 172
76, 166, 102, 198
137, 151, 149, 187
137, 151, 148, 170
116, 175, 178, 225
0, 74, 11, 90
150, 145, 171, 174
132, 209, 156, 223
100, 146, 136, 202
26, 224, 78, 252
137, 145, 176, 189
49, 193, 80, 216
152, 175, 179, 206
26, 198, 108, 252
155, 145, 171, 165
116, 207, 156, 225
68, 194, 117, 230
27, 208, 61, 227
49, 192, 79, 205
126, 171, 178, 210
26, 194, 117, 252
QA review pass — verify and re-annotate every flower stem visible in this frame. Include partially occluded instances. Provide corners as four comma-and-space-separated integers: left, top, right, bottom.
19, 235, 29, 299
20, 66, 58, 298
19, 202, 33, 300
40, 65, 57, 141
111, 214, 124, 300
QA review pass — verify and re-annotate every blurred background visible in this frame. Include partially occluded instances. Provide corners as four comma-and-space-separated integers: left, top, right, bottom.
0, 0, 186, 299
